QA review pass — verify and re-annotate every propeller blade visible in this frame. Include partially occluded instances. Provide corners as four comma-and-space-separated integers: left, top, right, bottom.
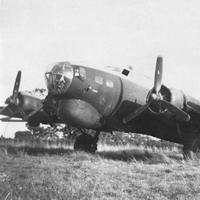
0, 104, 25, 121
154, 56, 163, 95
0, 117, 24, 122
0, 71, 27, 120
123, 101, 151, 123
0, 106, 7, 114
160, 100, 190, 121
14, 104, 26, 119
24, 105, 43, 121
12, 70, 22, 100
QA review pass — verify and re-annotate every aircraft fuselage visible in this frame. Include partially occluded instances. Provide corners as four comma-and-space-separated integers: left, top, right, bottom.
45, 62, 182, 144
3, 57, 200, 157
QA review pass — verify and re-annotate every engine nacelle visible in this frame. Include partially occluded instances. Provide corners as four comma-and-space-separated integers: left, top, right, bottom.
146, 85, 185, 115
18, 92, 43, 113
169, 89, 185, 110
58, 99, 105, 129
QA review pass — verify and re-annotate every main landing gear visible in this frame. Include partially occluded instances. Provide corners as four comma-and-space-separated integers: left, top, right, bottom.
176, 123, 200, 160
183, 133, 200, 160
74, 129, 100, 153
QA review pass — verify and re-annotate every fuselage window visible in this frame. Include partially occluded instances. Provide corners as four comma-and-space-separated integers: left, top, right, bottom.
80, 67, 87, 79
74, 68, 80, 77
122, 69, 130, 76
95, 76, 103, 85
106, 80, 113, 88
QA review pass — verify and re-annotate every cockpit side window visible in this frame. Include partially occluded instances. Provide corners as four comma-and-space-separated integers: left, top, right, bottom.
74, 67, 87, 80
80, 67, 86, 79
74, 68, 79, 77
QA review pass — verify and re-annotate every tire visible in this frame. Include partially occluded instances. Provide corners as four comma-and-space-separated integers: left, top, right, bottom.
183, 135, 200, 160
28, 118, 40, 127
74, 134, 97, 153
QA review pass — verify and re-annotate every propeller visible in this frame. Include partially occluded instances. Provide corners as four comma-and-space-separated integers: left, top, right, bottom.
0, 71, 26, 118
23, 97, 58, 121
123, 56, 190, 123
159, 100, 190, 121
0, 107, 6, 114
0, 71, 58, 122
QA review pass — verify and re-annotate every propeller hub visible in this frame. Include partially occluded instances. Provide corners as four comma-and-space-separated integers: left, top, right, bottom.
150, 92, 163, 101
151, 93, 157, 100
5, 96, 15, 104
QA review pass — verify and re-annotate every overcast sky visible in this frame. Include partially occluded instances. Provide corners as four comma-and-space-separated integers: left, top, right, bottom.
1, 0, 200, 137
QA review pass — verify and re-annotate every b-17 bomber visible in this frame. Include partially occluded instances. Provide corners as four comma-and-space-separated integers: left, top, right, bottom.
1, 56, 200, 160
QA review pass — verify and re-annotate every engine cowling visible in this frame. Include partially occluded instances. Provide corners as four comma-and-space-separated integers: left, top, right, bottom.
123, 56, 190, 123
58, 99, 105, 128
169, 89, 185, 110
17, 92, 43, 113
146, 85, 185, 115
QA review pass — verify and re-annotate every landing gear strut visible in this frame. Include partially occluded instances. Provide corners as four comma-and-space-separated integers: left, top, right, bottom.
183, 133, 200, 160
74, 129, 100, 153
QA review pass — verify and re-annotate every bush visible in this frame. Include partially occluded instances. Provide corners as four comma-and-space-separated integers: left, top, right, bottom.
15, 131, 34, 141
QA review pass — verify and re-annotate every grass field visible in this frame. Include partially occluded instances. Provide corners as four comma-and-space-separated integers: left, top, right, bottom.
1, 139, 200, 200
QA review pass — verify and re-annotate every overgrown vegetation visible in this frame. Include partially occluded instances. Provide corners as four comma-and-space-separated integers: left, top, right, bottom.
1, 89, 199, 199
1, 137, 200, 199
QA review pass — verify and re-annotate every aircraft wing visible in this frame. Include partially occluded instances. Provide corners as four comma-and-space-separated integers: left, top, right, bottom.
0, 117, 25, 122
0, 106, 22, 119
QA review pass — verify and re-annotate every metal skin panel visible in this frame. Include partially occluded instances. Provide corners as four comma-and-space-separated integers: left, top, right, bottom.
185, 94, 200, 115
19, 93, 43, 113
65, 65, 122, 117
58, 99, 105, 128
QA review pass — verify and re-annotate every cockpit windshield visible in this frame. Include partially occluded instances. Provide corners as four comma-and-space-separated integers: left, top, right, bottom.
45, 62, 73, 94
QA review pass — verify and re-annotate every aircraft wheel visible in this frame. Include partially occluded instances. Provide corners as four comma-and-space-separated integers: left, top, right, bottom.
74, 134, 97, 153
28, 118, 40, 127
183, 135, 200, 160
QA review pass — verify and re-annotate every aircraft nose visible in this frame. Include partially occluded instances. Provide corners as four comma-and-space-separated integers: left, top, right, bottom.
44, 62, 73, 95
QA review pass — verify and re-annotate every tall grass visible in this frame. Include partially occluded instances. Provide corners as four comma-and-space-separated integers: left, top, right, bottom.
0, 139, 200, 200
0, 137, 183, 163
0, 138, 73, 156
